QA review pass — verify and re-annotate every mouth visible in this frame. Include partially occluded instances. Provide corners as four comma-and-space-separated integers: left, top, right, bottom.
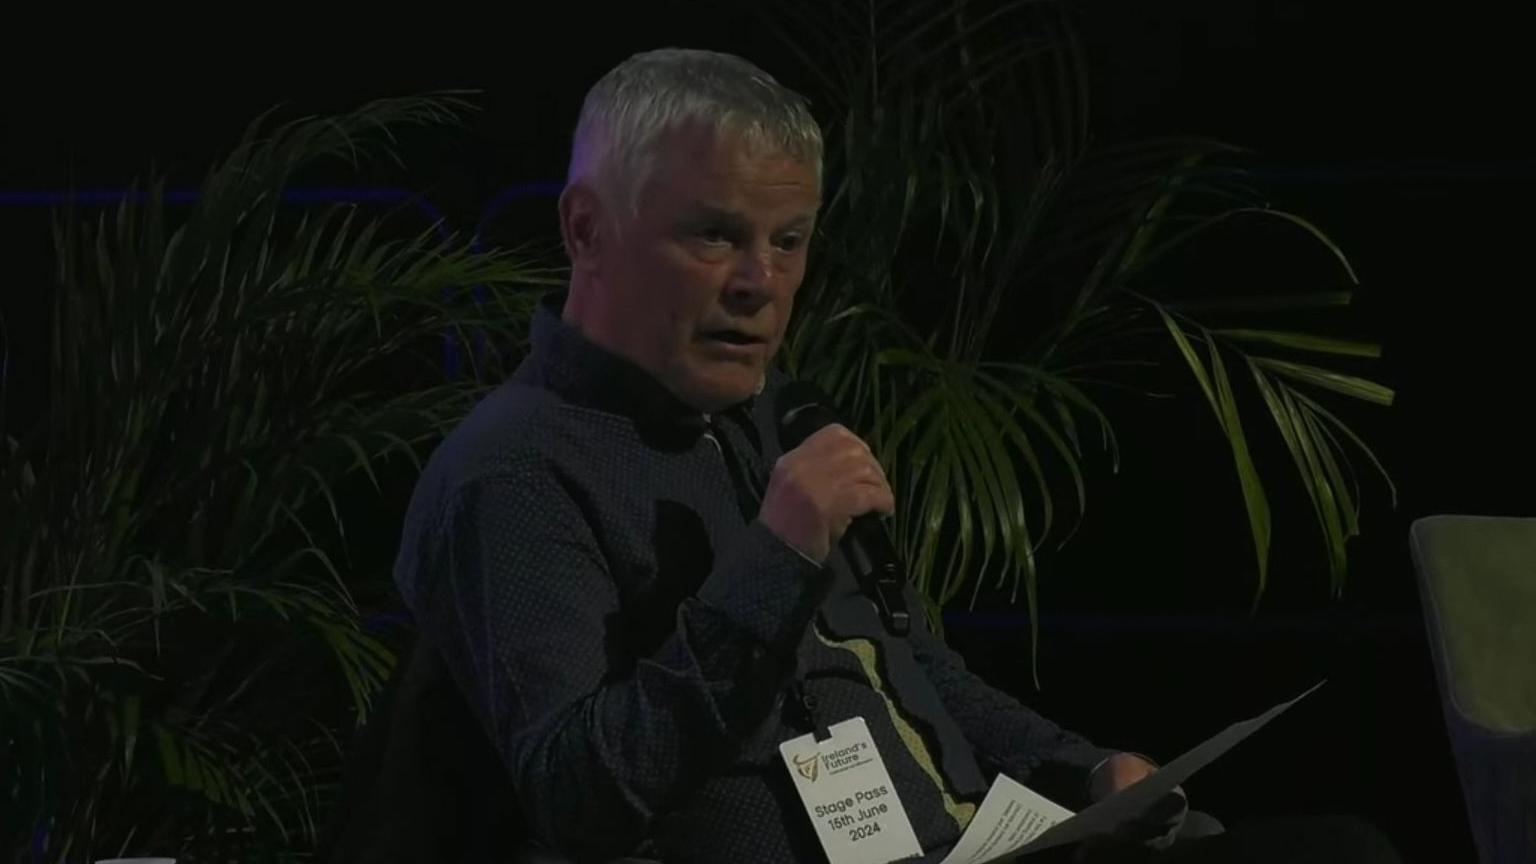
699, 328, 767, 347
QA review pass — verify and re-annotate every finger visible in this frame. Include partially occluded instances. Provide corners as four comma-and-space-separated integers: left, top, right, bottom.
821, 446, 885, 485
841, 484, 895, 520
798, 424, 847, 454
858, 460, 889, 487
820, 423, 873, 458
856, 480, 896, 518
857, 461, 896, 514
835, 433, 877, 466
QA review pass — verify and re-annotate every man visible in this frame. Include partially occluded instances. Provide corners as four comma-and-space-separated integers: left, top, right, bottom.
394, 49, 1400, 863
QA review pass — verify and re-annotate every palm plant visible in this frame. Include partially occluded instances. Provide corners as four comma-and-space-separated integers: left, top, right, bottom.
765, 0, 1395, 650
0, 4, 1400, 855
0, 96, 559, 862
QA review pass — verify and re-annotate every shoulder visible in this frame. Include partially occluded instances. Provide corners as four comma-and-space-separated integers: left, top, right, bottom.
394, 381, 598, 599
442, 380, 561, 476
407, 379, 598, 523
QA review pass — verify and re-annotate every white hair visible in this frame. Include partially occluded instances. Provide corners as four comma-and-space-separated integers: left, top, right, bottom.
566, 48, 824, 217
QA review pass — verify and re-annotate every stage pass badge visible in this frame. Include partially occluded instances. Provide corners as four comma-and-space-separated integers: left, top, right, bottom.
779, 717, 924, 864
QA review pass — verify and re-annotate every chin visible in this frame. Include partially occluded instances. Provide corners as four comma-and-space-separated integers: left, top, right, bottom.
688, 386, 757, 414
677, 370, 763, 413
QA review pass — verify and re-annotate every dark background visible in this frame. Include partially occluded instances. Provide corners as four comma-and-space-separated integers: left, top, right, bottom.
4, 2, 1532, 860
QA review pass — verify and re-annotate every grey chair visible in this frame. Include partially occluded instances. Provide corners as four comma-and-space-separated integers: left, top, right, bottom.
1410, 515, 1536, 864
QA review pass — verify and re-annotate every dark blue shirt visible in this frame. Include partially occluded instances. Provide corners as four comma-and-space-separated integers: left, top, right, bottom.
393, 291, 1116, 863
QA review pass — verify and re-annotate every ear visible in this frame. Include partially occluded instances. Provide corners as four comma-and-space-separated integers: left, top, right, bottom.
558, 183, 606, 275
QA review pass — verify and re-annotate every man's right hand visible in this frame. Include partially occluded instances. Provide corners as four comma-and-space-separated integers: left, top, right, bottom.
757, 424, 895, 564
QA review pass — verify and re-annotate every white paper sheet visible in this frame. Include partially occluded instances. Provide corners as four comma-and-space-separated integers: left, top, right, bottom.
937, 680, 1325, 864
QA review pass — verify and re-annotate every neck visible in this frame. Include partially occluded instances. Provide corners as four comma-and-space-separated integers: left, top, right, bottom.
561, 277, 621, 354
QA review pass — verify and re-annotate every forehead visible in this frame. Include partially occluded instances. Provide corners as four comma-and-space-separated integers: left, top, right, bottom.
646, 124, 821, 211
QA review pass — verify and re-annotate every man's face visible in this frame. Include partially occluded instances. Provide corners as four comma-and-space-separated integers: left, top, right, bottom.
575, 126, 820, 412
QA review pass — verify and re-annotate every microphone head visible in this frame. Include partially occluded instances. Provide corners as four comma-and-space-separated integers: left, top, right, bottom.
775, 380, 842, 451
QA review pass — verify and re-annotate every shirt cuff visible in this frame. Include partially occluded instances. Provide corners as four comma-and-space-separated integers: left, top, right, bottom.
695, 520, 828, 650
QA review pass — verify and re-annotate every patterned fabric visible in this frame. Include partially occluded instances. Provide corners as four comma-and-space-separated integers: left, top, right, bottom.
394, 290, 1117, 863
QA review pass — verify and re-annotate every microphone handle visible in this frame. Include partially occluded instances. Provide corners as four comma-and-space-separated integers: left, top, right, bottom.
841, 516, 911, 636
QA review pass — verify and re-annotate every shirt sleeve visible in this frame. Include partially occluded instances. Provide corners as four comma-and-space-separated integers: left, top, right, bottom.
902, 584, 1117, 809
397, 461, 827, 861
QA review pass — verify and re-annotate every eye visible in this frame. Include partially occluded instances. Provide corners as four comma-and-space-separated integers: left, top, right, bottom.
774, 233, 806, 253
696, 225, 734, 246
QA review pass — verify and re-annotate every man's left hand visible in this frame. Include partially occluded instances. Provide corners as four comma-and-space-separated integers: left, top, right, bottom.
1079, 753, 1187, 855
1089, 753, 1159, 801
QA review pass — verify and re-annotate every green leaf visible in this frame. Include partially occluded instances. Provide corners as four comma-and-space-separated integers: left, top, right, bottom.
1164, 292, 1356, 315
1252, 362, 1354, 585
1215, 329, 1382, 358
122, 691, 142, 776
1251, 357, 1396, 406
1302, 401, 1360, 577
334, 432, 382, 492
989, 377, 1087, 528
1206, 329, 1272, 600
1246, 208, 1359, 284
945, 434, 977, 607
1284, 386, 1348, 587
1291, 389, 1398, 506
944, 388, 1006, 589
972, 384, 1054, 549
1151, 303, 1219, 416
156, 724, 184, 785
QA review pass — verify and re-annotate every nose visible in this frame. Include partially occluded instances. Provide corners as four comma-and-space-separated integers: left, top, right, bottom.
732, 242, 772, 289
724, 242, 774, 309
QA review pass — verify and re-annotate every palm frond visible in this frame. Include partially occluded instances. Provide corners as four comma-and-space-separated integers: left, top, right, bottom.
772, 0, 1395, 644
3, 93, 555, 859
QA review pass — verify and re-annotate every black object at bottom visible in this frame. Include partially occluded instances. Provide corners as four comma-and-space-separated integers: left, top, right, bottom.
321, 634, 646, 864
1031, 814, 1401, 864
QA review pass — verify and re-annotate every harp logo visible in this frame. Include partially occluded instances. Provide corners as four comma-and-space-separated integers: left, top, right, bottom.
792, 750, 820, 782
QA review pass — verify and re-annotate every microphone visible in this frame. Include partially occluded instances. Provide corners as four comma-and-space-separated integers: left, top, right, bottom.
775, 381, 910, 636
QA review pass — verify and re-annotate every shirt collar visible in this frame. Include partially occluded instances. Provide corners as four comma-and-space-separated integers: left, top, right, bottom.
519, 290, 762, 438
